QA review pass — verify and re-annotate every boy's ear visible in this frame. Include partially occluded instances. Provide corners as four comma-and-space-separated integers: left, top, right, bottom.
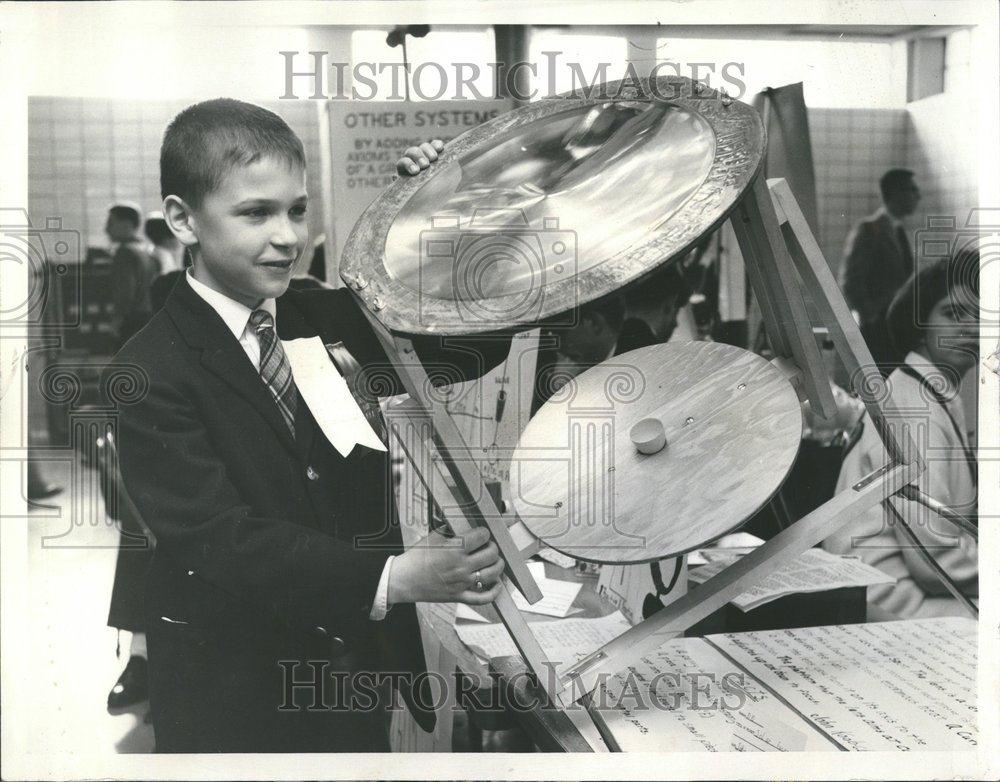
163, 195, 198, 248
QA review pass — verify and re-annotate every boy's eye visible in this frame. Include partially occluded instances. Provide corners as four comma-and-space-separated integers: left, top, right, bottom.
290, 204, 307, 219
244, 207, 270, 219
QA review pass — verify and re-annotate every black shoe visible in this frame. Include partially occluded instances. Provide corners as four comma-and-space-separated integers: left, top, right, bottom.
107, 655, 148, 710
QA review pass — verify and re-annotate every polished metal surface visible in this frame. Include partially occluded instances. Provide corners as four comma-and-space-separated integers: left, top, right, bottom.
341, 76, 765, 335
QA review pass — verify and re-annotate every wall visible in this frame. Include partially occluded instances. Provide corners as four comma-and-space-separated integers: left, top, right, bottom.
27, 98, 324, 265
808, 107, 909, 272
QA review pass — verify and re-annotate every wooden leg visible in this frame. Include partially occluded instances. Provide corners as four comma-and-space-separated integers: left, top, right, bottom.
732, 174, 838, 420
556, 461, 919, 699
356, 304, 542, 603
768, 177, 921, 469
385, 408, 566, 708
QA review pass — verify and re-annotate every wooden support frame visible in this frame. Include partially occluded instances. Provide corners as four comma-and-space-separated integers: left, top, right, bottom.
359, 179, 931, 745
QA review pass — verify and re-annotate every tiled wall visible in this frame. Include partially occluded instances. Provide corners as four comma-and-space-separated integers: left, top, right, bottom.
808, 107, 909, 274
806, 29, 978, 276
27, 97, 324, 259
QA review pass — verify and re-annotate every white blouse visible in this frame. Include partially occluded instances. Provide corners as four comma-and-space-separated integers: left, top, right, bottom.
823, 352, 977, 618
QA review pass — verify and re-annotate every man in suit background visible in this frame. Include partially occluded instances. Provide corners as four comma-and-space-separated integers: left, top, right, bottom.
839, 168, 921, 373
105, 203, 160, 350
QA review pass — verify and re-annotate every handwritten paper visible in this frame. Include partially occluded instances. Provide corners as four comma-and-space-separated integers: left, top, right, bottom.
689, 547, 895, 611
592, 636, 835, 752
706, 617, 978, 751
454, 612, 631, 668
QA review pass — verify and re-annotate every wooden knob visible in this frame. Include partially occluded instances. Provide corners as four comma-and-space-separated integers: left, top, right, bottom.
630, 418, 666, 455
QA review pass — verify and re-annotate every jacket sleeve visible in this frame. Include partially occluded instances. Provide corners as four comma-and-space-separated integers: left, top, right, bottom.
297, 288, 514, 399
839, 223, 880, 324
113, 366, 388, 636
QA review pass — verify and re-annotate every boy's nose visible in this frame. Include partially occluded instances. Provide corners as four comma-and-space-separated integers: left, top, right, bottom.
270, 217, 301, 249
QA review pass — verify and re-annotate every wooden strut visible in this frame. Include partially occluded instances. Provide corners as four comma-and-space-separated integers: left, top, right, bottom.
356, 308, 544, 605
385, 406, 569, 708
362, 180, 933, 741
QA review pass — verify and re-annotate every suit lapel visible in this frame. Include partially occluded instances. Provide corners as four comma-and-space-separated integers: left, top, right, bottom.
165, 276, 298, 456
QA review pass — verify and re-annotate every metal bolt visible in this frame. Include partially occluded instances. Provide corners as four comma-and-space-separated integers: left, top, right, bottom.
684, 416, 695, 426
737, 383, 746, 390
721, 91, 733, 108
352, 274, 368, 290
371, 296, 384, 312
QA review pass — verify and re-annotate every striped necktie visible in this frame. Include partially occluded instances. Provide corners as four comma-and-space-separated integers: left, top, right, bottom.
249, 309, 297, 437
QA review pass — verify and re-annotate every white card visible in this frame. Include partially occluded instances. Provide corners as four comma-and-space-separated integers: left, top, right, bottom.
281, 336, 387, 458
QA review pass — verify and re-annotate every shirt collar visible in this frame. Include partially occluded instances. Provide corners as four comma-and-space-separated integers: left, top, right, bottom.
903, 350, 959, 397
186, 270, 276, 341
877, 206, 904, 230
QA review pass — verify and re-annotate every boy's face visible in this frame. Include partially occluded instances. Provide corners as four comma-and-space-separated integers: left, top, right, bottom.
188, 156, 308, 308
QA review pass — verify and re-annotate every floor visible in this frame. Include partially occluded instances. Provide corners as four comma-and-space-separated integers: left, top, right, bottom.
25, 458, 156, 756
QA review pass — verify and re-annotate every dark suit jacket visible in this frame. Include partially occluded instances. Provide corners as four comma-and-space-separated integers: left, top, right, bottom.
839, 210, 913, 327
110, 275, 507, 752
112, 239, 160, 347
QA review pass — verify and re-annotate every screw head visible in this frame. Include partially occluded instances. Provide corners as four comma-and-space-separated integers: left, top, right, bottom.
371, 296, 384, 312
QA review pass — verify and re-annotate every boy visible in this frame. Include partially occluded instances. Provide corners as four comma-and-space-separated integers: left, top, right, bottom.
110, 99, 506, 752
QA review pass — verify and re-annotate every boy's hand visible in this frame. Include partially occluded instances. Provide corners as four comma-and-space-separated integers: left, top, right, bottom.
388, 526, 505, 605
397, 139, 445, 176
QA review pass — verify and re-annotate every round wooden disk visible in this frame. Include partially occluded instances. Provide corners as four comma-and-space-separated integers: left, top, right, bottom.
510, 342, 803, 564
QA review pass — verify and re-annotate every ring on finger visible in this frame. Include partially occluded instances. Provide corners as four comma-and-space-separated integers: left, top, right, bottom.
474, 570, 484, 591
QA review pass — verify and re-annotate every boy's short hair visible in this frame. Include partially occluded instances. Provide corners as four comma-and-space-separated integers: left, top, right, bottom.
108, 203, 142, 229
886, 250, 979, 355
160, 98, 306, 207
879, 168, 915, 201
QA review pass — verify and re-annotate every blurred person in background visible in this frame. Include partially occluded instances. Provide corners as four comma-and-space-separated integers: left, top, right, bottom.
839, 168, 921, 374
105, 203, 159, 350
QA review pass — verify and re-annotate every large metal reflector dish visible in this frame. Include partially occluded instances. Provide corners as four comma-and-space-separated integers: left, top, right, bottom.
509, 342, 803, 564
341, 77, 764, 335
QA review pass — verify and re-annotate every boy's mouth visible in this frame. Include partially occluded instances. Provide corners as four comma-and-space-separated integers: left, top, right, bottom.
260, 259, 295, 271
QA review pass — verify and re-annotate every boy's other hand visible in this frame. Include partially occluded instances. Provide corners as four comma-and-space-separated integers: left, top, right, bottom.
388, 525, 505, 605
396, 139, 445, 176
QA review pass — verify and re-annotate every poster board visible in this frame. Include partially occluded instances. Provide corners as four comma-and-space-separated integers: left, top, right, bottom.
325, 99, 513, 279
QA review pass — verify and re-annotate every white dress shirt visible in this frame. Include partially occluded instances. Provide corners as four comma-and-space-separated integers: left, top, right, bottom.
186, 271, 395, 620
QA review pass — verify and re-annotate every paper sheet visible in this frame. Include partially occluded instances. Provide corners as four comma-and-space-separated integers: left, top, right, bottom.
707, 617, 978, 751
281, 336, 386, 457
689, 547, 895, 611
507, 561, 583, 618
454, 611, 631, 669
592, 636, 835, 752
454, 603, 491, 623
